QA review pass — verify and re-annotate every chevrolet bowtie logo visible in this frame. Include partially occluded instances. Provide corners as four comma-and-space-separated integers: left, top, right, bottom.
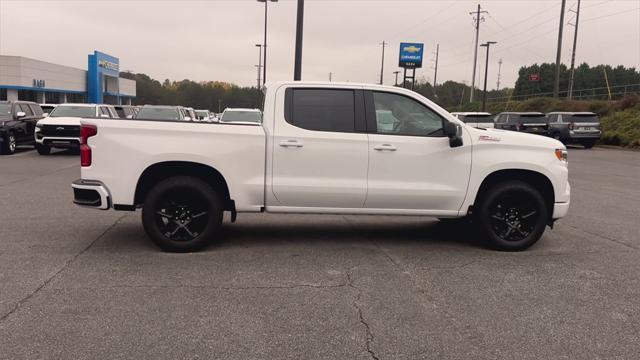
56, 127, 65, 130
403, 45, 421, 53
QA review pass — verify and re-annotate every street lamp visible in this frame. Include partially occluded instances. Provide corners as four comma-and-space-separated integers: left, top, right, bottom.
480, 41, 497, 112
255, 44, 263, 89
257, 0, 278, 86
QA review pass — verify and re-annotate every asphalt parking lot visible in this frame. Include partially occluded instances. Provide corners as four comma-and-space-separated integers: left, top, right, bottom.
0, 146, 639, 359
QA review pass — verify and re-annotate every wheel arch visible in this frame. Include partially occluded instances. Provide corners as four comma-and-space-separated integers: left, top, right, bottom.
473, 169, 555, 220
134, 161, 233, 211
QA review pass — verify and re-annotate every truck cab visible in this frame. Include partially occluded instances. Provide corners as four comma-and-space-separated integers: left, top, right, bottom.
71, 82, 570, 253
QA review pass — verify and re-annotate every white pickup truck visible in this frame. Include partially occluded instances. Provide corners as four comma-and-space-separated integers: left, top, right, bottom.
72, 82, 570, 252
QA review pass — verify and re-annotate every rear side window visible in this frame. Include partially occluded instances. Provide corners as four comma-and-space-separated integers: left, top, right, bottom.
461, 115, 492, 123
288, 89, 355, 133
115, 108, 126, 118
520, 114, 547, 123
571, 114, 600, 123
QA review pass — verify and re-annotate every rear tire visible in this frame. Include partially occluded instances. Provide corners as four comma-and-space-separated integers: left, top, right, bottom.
142, 176, 223, 252
36, 143, 51, 155
581, 140, 596, 149
1, 132, 17, 155
476, 181, 548, 251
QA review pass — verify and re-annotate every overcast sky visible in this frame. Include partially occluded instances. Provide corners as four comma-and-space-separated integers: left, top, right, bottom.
1, 0, 639, 89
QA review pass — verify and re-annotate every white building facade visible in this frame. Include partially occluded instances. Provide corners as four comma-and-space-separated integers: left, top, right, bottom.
0, 50, 136, 105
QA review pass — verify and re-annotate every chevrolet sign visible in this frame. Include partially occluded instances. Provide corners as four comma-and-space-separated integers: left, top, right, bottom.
399, 42, 424, 69
98, 59, 119, 72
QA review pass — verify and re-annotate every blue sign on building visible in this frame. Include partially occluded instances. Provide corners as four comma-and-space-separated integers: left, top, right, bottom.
87, 51, 120, 103
398, 43, 424, 69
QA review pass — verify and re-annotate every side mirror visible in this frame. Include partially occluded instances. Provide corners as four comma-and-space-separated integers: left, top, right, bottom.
15, 111, 26, 119
444, 121, 463, 148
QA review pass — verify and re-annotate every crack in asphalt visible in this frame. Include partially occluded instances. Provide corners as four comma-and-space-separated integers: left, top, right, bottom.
0, 215, 127, 324
346, 271, 380, 360
45, 283, 350, 292
560, 223, 639, 251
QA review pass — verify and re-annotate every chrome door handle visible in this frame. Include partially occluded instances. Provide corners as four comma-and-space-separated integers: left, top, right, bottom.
374, 144, 397, 151
279, 140, 304, 148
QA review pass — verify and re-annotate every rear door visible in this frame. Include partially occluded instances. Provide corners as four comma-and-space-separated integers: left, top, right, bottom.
271, 87, 369, 208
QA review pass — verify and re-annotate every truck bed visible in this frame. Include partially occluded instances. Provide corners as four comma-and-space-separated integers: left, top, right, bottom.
80, 119, 266, 211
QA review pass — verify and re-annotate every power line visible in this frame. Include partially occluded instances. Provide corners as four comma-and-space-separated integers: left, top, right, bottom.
582, 6, 640, 22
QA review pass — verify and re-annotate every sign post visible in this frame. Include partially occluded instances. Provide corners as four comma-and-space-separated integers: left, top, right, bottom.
398, 42, 424, 90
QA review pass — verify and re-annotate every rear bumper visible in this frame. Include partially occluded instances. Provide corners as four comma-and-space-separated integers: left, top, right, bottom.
569, 130, 601, 139
71, 179, 110, 210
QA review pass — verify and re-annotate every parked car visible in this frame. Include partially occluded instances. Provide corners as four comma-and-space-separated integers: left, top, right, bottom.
494, 112, 548, 136
0, 100, 44, 155
35, 103, 118, 155
220, 108, 262, 124
135, 105, 189, 121
195, 109, 212, 122
114, 105, 140, 119
71, 81, 569, 253
40, 104, 57, 117
451, 112, 494, 129
185, 107, 197, 121
547, 112, 601, 149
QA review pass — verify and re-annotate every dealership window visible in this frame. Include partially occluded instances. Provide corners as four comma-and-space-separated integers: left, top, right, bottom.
66, 93, 85, 103
0, 89, 6, 100
18, 90, 37, 102
45, 92, 60, 104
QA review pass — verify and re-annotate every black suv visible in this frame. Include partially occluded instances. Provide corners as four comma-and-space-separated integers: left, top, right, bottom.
547, 112, 601, 149
494, 112, 549, 136
0, 101, 45, 155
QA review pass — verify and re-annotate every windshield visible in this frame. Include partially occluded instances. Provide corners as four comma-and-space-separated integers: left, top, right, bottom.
0, 104, 11, 116
459, 114, 492, 123
221, 110, 262, 123
137, 107, 180, 121
519, 114, 547, 123
49, 106, 96, 118
570, 114, 600, 123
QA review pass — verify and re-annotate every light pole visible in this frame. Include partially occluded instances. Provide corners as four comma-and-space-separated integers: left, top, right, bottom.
255, 44, 262, 89
393, 71, 400, 86
480, 41, 497, 112
257, 0, 278, 86
293, 0, 304, 80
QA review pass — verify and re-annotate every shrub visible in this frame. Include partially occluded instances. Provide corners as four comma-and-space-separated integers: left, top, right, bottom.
599, 109, 640, 148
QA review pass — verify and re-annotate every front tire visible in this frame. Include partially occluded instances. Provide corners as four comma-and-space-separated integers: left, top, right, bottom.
1, 132, 17, 155
142, 176, 223, 252
476, 181, 548, 251
36, 143, 51, 155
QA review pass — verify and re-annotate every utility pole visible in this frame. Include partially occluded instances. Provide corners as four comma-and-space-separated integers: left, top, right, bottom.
603, 66, 612, 100
496, 58, 503, 91
470, 4, 487, 103
255, 44, 263, 89
258, 0, 278, 86
433, 43, 440, 91
393, 71, 400, 86
379, 41, 386, 85
554, 0, 567, 98
255, 65, 262, 89
480, 41, 497, 112
293, 0, 304, 81
567, 0, 581, 99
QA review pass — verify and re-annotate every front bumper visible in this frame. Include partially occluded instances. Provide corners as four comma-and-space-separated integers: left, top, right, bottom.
36, 136, 80, 148
71, 179, 110, 210
552, 201, 570, 219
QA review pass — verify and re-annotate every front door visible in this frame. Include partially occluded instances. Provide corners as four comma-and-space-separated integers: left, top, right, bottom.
271, 87, 369, 208
364, 91, 472, 213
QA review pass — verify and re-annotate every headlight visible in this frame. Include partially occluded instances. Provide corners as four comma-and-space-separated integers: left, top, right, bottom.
555, 149, 568, 162
35, 124, 42, 131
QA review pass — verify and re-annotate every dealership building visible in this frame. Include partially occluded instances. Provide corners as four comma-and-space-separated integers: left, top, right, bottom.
0, 50, 135, 105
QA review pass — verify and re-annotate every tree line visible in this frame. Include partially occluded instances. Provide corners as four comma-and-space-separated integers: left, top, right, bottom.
122, 62, 639, 112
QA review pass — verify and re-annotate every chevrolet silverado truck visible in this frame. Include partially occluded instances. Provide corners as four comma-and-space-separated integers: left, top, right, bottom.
71, 82, 570, 252
35, 103, 118, 155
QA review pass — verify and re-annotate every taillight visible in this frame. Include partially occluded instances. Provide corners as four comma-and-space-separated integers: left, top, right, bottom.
80, 124, 97, 167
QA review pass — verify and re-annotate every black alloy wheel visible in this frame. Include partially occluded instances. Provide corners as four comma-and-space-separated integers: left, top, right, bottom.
477, 181, 548, 251
142, 176, 223, 252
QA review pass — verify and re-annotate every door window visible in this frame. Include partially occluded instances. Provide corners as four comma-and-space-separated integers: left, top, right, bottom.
30, 104, 44, 116
18, 104, 34, 116
371, 92, 443, 136
288, 89, 355, 133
